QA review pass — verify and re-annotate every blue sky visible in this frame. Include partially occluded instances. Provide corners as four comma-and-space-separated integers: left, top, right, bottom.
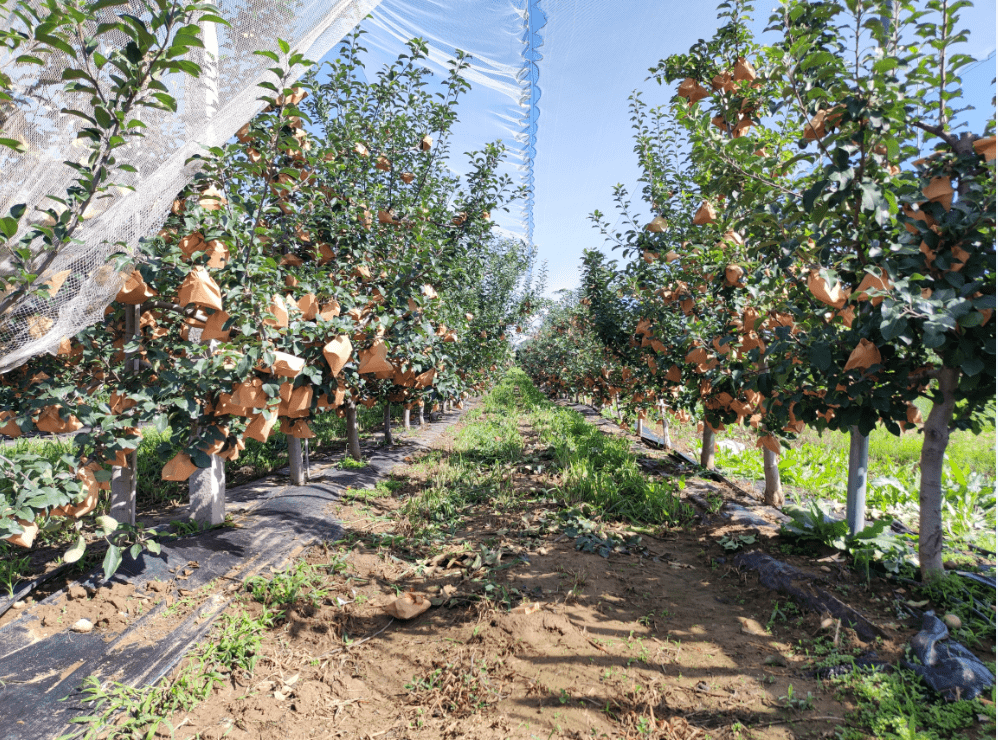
337, 0, 996, 296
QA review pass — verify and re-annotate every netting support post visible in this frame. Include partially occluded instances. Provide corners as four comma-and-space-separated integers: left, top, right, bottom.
110, 305, 140, 525
288, 437, 306, 486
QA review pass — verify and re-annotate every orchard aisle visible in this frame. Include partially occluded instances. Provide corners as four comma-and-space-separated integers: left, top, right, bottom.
126, 371, 992, 740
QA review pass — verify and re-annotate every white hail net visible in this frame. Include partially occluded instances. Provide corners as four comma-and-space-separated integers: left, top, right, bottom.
358, 0, 545, 246
0, 0, 546, 375
0, 0, 381, 374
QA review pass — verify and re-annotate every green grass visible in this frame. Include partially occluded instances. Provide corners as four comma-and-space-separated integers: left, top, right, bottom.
65, 606, 276, 740
0, 546, 31, 596
800, 422, 996, 485
396, 370, 693, 547
399, 400, 522, 534
830, 665, 994, 740
342, 479, 402, 501
63, 557, 350, 740
507, 370, 693, 526
711, 401, 996, 548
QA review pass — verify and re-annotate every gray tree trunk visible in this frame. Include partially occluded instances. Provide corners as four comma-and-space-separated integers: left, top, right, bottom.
403, 407, 411, 430
110, 450, 137, 526
659, 403, 672, 450
846, 427, 869, 534
190, 454, 225, 526
288, 437, 305, 485
762, 447, 784, 508
700, 423, 716, 469
919, 368, 958, 582
111, 305, 140, 525
345, 399, 362, 461
383, 403, 394, 445
418, 403, 425, 426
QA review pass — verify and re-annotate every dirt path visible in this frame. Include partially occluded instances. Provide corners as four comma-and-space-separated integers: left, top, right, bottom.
152, 404, 909, 740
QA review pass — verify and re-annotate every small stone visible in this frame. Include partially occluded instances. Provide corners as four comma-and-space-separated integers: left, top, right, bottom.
67, 585, 88, 600
820, 565, 832, 573
11, 601, 25, 609
820, 617, 836, 631
764, 654, 788, 667
943, 613, 962, 630
943, 560, 961, 570
71, 619, 93, 633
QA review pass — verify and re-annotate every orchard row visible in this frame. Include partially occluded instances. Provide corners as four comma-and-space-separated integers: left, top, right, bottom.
519, 0, 994, 582
0, 34, 541, 560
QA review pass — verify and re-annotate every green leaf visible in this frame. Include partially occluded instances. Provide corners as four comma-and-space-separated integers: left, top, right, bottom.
64, 535, 86, 564
96, 514, 118, 536
102, 545, 123, 580
35, 33, 77, 59
809, 343, 831, 371
278, 39, 291, 54
957, 310, 983, 328
0, 137, 26, 153
880, 316, 907, 342
146, 539, 162, 555
961, 356, 984, 377
90, 0, 130, 10
190, 449, 211, 468
0, 216, 19, 238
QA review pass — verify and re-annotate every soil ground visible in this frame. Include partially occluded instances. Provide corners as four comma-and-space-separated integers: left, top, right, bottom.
145, 399, 994, 740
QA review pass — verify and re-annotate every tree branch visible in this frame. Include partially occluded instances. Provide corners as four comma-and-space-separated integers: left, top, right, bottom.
911, 120, 959, 149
